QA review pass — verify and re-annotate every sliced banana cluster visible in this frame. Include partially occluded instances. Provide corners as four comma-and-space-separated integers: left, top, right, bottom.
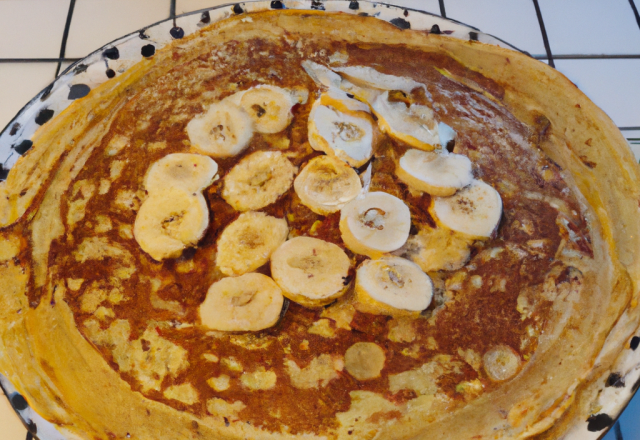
199, 273, 284, 332
187, 85, 307, 157
134, 153, 217, 261
270, 236, 352, 307
308, 92, 374, 167
222, 150, 297, 212
216, 212, 288, 276
339, 192, 411, 259
396, 149, 473, 197
354, 256, 433, 317
294, 155, 362, 215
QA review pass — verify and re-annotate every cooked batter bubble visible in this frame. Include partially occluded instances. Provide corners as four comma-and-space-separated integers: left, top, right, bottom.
308, 92, 374, 167
216, 211, 288, 276
199, 273, 284, 332
431, 180, 503, 238
186, 100, 254, 157
294, 155, 362, 215
222, 150, 297, 212
354, 256, 433, 317
344, 342, 386, 380
396, 149, 473, 197
143, 153, 218, 193
270, 236, 352, 307
238, 85, 308, 134
133, 189, 209, 261
483, 345, 522, 382
339, 191, 411, 258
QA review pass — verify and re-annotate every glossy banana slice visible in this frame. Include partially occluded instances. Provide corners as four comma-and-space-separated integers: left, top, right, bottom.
308, 96, 374, 167
239, 85, 308, 134
186, 100, 254, 157
339, 192, 411, 258
216, 212, 288, 276
222, 150, 297, 212
396, 149, 473, 196
431, 180, 503, 238
294, 155, 362, 215
144, 153, 218, 194
371, 92, 439, 151
270, 236, 351, 307
199, 273, 284, 332
134, 189, 209, 261
354, 256, 433, 317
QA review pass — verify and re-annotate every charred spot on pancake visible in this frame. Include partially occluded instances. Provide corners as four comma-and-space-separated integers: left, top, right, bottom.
631, 336, 640, 350
586, 413, 613, 432
35, 109, 54, 126
103, 47, 120, 60
141, 44, 156, 58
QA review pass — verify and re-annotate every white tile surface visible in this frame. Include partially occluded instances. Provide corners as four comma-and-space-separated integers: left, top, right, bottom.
65, 0, 172, 58
445, 0, 547, 56
0, 388, 27, 440
554, 59, 640, 128
0, 0, 71, 59
538, 0, 640, 55
0, 63, 57, 132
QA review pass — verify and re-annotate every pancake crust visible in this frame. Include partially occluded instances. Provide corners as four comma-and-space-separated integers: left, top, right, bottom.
0, 10, 639, 440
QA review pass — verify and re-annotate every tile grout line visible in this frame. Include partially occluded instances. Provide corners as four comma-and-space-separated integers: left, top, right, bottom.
629, 0, 640, 33
438, 0, 446, 18
0, 58, 82, 63
171, 0, 177, 25
532, 0, 555, 68
55, 0, 77, 78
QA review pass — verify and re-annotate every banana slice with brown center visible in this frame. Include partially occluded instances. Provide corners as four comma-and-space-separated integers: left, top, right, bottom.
340, 191, 411, 258
144, 153, 218, 193
216, 212, 288, 276
186, 101, 254, 157
270, 236, 351, 307
396, 149, 473, 196
308, 94, 374, 167
134, 189, 209, 261
294, 155, 362, 215
354, 256, 433, 317
222, 150, 297, 212
239, 85, 308, 134
431, 180, 503, 238
199, 273, 284, 332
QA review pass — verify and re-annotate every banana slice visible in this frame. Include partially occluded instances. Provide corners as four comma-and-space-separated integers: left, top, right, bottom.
354, 256, 433, 317
216, 212, 288, 276
395, 225, 473, 272
340, 192, 411, 258
239, 85, 308, 134
370, 92, 439, 151
186, 101, 254, 157
396, 149, 473, 196
270, 236, 351, 307
431, 180, 503, 238
144, 153, 218, 194
294, 155, 362, 215
308, 96, 374, 167
134, 189, 209, 261
318, 89, 371, 114
199, 273, 284, 332
222, 150, 297, 212
333, 65, 423, 94
301, 60, 343, 89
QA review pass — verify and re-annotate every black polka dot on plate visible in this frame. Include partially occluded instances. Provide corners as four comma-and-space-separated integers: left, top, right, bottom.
430, 24, 442, 34
170, 27, 185, 39
27, 420, 37, 434
141, 44, 156, 58
103, 47, 120, 60
0, 167, 8, 181
40, 83, 54, 101
26, 433, 34, 440
587, 413, 613, 432
9, 122, 20, 136
403, 9, 409, 17
631, 335, 640, 350
10, 393, 28, 411
233, 4, 244, 14
270, 1, 284, 9
390, 17, 410, 30
35, 109, 54, 126
311, 0, 325, 10
73, 63, 88, 75
106, 69, 116, 79
139, 29, 150, 40
13, 139, 33, 155
348, 1, 359, 9
469, 31, 479, 41
605, 372, 625, 388
201, 11, 211, 23
68, 84, 91, 100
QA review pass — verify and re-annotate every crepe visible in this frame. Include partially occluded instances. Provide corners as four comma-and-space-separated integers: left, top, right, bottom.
0, 9, 639, 440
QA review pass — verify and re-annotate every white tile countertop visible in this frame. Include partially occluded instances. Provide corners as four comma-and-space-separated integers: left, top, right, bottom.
0, 1, 639, 439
